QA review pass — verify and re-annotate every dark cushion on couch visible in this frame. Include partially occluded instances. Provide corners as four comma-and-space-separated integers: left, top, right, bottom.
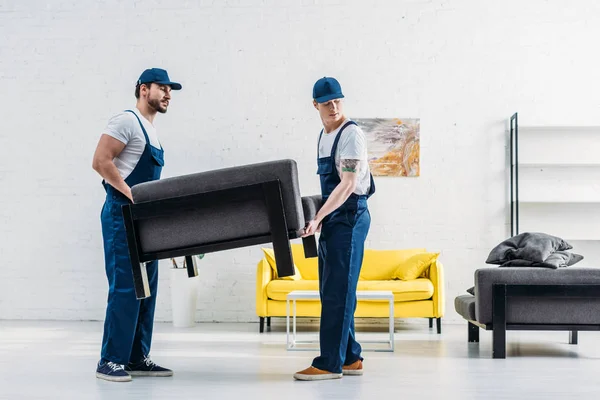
131, 159, 305, 253
455, 295, 476, 321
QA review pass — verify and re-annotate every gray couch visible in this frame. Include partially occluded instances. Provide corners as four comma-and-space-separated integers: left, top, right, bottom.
455, 267, 600, 358
122, 159, 322, 299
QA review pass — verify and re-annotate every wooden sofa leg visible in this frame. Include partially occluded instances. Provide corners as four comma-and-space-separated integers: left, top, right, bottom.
492, 284, 507, 358
569, 330, 578, 345
492, 325, 506, 359
262, 181, 294, 277
302, 235, 318, 258
185, 255, 198, 278
468, 322, 479, 343
429, 318, 433, 328
267, 317, 271, 328
259, 317, 265, 333
436, 318, 442, 334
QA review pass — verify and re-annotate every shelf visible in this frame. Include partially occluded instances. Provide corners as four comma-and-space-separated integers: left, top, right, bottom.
520, 201, 600, 204
519, 126, 600, 134
518, 163, 600, 168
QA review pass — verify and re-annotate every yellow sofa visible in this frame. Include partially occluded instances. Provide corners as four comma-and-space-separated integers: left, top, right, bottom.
256, 244, 445, 333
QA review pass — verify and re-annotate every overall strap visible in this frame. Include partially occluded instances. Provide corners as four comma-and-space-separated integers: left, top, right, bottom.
125, 109, 151, 145
330, 121, 358, 158
317, 129, 324, 157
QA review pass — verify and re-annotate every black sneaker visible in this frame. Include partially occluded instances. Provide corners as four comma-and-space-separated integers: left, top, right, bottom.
125, 356, 173, 377
96, 361, 132, 382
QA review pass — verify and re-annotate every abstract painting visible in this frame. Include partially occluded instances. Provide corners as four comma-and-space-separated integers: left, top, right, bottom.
354, 118, 420, 177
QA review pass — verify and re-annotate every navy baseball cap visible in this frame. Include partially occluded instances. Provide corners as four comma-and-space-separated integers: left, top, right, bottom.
137, 68, 182, 90
313, 76, 344, 103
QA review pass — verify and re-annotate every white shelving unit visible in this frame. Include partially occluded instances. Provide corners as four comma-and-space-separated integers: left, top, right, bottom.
509, 114, 600, 257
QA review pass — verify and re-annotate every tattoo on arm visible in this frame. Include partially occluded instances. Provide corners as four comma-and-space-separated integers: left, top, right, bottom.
341, 159, 359, 173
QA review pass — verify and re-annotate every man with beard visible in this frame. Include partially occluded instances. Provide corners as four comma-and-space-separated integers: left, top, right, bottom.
92, 68, 181, 382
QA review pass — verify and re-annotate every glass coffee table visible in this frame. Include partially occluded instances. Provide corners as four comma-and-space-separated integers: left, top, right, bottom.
286, 290, 395, 352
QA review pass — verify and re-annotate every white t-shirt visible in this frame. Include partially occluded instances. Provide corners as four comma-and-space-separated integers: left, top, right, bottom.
318, 119, 372, 196
103, 109, 161, 180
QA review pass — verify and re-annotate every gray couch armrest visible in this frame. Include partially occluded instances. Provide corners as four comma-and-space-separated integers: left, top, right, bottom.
475, 267, 600, 325
301, 195, 323, 223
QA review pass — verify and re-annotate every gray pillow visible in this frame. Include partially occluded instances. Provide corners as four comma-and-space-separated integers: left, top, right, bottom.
500, 259, 558, 269
543, 251, 584, 268
498, 251, 584, 269
486, 232, 572, 265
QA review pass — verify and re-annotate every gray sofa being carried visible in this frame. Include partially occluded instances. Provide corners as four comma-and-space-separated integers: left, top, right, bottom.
121, 159, 322, 299
455, 232, 600, 358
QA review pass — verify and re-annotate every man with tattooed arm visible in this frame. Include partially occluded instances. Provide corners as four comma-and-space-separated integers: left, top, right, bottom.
295, 77, 376, 381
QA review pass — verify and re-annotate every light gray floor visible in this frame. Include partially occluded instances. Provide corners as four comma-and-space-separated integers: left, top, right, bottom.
1, 320, 599, 399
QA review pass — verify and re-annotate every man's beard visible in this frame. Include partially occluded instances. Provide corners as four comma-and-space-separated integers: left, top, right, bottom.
148, 98, 167, 114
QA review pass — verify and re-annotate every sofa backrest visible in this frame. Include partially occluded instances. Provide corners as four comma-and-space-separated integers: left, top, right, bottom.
360, 248, 427, 280
290, 245, 428, 281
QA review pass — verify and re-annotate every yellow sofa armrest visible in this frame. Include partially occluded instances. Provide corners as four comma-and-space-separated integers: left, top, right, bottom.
256, 258, 273, 317
426, 259, 445, 317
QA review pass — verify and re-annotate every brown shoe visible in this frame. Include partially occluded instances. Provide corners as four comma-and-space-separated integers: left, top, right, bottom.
293, 366, 342, 381
342, 360, 363, 376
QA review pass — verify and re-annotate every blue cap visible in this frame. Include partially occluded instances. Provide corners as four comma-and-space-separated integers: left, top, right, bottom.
313, 76, 344, 103
137, 68, 182, 90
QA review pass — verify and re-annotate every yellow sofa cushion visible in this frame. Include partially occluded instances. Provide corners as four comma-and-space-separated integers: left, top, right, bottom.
266, 278, 434, 302
359, 248, 427, 280
291, 243, 319, 280
392, 252, 440, 280
261, 248, 302, 280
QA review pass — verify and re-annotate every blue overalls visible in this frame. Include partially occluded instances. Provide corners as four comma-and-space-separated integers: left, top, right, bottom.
311, 121, 375, 374
100, 110, 164, 365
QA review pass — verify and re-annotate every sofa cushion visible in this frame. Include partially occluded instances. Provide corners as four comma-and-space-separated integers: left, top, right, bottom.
266, 280, 321, 300
266, 278, 434, 302
392, 252, 440, 280
454, 295, 476, 321
261, 248, 302, 280
359, 248, 427, 280
131, 159, 305, 253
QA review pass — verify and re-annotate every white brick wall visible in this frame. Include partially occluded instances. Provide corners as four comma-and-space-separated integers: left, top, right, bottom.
2, 0, 600, 323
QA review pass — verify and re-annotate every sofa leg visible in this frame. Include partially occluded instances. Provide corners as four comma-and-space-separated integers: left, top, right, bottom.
492, 326, 506, 358
436, 318, 442, 334
429, 318, 433, 328
267, 317, 271, 328
468, 322, 479, 343
492, 284, 507, 359
262, 181, 294, 277
569, 330, 578, 345
259, 317, 264, 333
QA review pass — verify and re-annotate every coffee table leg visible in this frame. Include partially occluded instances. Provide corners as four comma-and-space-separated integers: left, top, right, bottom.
286, 298, 290, 350
389, 297, 394, 351
293, 299, 297, 345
